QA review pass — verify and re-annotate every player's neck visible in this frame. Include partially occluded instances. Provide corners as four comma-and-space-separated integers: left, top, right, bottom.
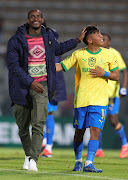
87, 45, 100, 53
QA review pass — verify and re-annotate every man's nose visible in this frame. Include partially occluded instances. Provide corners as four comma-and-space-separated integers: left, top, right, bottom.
34, 16, 38, 20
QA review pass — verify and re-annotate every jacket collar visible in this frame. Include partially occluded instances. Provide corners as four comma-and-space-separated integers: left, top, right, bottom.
15, 23, 47, 48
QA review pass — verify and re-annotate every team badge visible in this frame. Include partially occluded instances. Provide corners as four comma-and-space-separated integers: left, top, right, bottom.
88, 57, 96, 67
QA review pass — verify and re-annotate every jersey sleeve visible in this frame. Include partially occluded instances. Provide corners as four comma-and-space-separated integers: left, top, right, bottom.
60, 51, 77, 72
115, 51, 127, 71
109, 53, 118, 72
110, 48, 127, 71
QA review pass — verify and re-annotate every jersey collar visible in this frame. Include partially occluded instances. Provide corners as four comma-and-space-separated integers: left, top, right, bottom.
86, 47, 102, 54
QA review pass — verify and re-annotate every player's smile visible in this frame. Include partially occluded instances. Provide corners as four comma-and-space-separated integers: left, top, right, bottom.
99, 38, 104, 45
91, 32, 104, 46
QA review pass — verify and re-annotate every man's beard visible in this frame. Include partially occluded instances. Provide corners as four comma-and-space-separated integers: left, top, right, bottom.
31, 26, 40, 30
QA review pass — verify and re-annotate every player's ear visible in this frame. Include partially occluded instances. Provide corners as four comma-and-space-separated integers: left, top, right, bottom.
88, 37, 92, 44
108, 41, 111, 47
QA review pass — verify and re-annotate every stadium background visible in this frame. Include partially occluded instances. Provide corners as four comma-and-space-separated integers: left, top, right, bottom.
0, 0, 128, 149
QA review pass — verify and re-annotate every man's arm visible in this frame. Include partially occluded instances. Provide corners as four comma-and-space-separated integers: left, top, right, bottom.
54, 27, 86, 56
7, 38, 34, 88
89, 66, 119, 81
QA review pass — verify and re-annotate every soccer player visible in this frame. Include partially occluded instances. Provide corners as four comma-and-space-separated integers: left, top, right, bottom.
92, 33, 128, 158
56, 25, 119, 173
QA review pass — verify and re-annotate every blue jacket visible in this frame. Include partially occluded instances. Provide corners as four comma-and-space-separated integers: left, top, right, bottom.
54, 56, 67, 102
50, 29, 67, 102
7, 23, 78, 105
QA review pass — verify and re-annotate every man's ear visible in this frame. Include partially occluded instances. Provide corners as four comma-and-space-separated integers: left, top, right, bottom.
42, 18, 44, 24
27, 19, 30, 24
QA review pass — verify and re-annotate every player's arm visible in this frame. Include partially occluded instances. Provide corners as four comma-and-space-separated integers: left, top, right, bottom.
89, 65, 119, 81
121, 68, 127, 88
56, 52, 77, 72
56, 63, 64, 72
115, 50, 127, 95
121, 69, 127, 88
119, 68, 127, 96
107, 68, 119, 80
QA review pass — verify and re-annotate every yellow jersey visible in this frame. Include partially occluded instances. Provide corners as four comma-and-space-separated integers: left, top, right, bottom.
60, 47, 118, 108
108, 47, 127, 98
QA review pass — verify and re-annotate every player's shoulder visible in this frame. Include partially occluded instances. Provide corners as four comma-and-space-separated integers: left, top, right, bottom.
101, 47, 116, 60
100, 47, 111, 53
109, 47, 121, 56
100, 47, 113, 55
109, 47, 118, 52
102, 47, 116, 55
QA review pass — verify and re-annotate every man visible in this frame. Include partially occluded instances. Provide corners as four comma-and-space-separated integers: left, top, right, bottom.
40, 29, 67, 158
91, 33, 128, 158
56, 25, 119, 173
7, 9, 86, 171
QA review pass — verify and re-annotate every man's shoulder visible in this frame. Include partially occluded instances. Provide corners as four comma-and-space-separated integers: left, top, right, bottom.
42, 26, 55, 42
8, 34, 18, 44
8, 24, 27, 42
43, 26, 54, 36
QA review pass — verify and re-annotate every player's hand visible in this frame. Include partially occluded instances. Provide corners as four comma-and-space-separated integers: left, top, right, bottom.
89, 66, 105, 77
78, 27, 87, 41
119, 88, 127, 97
31, 81, 45, 93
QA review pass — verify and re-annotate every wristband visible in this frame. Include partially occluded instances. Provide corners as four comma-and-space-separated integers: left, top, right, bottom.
104, 71, 110, 77
76, 38, 81, 43
119, 88, 127, 96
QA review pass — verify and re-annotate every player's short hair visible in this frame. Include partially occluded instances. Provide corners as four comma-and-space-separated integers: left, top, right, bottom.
102, 33, 111, 41
83, 25, 99, 45
27, 9, 43, 19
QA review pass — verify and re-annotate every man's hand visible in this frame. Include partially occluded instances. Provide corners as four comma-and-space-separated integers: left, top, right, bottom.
89, 66, 105, 77
31, 81, 45, 93
78, 27, 87, 41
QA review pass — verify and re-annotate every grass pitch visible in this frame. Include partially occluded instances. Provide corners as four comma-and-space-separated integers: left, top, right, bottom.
0, 148, 128, 180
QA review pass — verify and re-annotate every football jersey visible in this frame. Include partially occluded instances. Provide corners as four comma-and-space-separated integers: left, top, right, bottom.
60, 47, 118, 108
108, 47, 127, 98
